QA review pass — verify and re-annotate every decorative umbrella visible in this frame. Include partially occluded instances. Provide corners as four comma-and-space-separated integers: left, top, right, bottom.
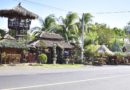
0, 3, 38, 19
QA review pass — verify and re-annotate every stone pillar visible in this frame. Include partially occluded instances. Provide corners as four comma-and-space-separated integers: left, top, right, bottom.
53, 44, 57, 64
61, 48, 64, 63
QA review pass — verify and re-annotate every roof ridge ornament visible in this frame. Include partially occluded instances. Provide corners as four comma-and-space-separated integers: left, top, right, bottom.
18, 2, 21, 6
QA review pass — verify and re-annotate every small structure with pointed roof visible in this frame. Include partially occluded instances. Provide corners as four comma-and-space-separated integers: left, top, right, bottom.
0, 3, 38, 19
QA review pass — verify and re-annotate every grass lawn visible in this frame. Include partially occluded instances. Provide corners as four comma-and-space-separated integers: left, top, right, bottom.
30, 64, 83, 68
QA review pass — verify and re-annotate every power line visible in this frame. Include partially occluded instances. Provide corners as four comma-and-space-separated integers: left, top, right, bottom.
95, 11, 130, 14
22, 0, 69, 12
12, 0, 130, 15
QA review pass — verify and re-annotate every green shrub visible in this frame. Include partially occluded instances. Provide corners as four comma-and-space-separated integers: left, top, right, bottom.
114, 52, 125, 57
38, 53, 47, 64
84, 45, 100, 57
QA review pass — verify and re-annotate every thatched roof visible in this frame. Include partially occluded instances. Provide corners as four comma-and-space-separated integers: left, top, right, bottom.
0, 34, 25, 48
0, 3, 38, 19
38, 32, 64, 40
29, 40, 73, 49
0, 39, 25, 48
29, 32, 73, 49
4, 34, 15, 40
28, 40, 46, 48
96, 45, 114, 55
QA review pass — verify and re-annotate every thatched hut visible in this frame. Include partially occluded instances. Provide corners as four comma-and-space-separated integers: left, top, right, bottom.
29, 32, 74, 64
0, 3, 38, 19
96, 45, 114, 56
0, 34, 25, 64
0, 3, 38, 39
96, 45, 115, 65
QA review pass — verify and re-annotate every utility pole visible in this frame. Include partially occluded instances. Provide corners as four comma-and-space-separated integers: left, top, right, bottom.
81, 13, 85, 63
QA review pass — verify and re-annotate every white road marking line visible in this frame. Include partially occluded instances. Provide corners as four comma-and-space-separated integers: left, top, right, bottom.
2, 74, 130, 90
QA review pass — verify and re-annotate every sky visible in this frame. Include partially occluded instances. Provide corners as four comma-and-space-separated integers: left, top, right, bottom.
0, 0, 130, 31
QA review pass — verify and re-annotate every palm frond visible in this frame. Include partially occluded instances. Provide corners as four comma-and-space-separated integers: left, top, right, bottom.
83, 13, 93, 24
66, 12, 78, 26
30, 27, 41, 33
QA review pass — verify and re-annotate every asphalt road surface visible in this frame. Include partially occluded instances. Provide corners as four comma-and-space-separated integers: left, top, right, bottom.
1, 65, 130, 90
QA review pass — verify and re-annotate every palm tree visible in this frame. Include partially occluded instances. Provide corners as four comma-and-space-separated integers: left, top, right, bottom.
56, 12, 79, 42
31, 14, 57, 36
76, 13, 93, 46
81, 13, 93, 33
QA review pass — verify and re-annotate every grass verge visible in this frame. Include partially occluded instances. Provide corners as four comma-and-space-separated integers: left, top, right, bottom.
30, 64, 83, 68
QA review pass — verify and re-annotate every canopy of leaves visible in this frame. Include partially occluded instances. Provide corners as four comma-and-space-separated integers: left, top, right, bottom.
0, 29, 6, 37
84, 45, 100, 57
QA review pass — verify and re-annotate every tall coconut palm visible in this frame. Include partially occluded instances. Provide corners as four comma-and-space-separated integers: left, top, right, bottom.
76, 13, 93, 46
56, 12, 79, 42
80, 13, 93, 34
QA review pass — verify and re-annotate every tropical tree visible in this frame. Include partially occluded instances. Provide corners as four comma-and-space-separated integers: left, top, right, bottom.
113, 27, 126, 38
82, 13, 93, 33
70, 13, 93, 47
80, 13, 93, 46
109, 27, 126, 51
85, 31, 98, 46
96, 24, 113, 46
31, 14, 57, 36
56, 12, 79, 42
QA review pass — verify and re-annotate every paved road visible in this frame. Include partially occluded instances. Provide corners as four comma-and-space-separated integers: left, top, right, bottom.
1, 65, 130, 90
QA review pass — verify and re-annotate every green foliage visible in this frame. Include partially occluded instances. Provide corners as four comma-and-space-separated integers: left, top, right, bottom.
30, 14, 57, 39
8, 29, 16, 37
96, 24, 114, 45
85, 23, 125, 49
114, 52, 125, 57
38, 53, 47, 64
66, 12, 78, 25
58, 12, 79, 42
42, 14, 57, 32
30, 12, 126, 54
0, 29, 6, 37
85, 31, 98, 45
110, 40, 121, 52
84, 45, 100, 57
